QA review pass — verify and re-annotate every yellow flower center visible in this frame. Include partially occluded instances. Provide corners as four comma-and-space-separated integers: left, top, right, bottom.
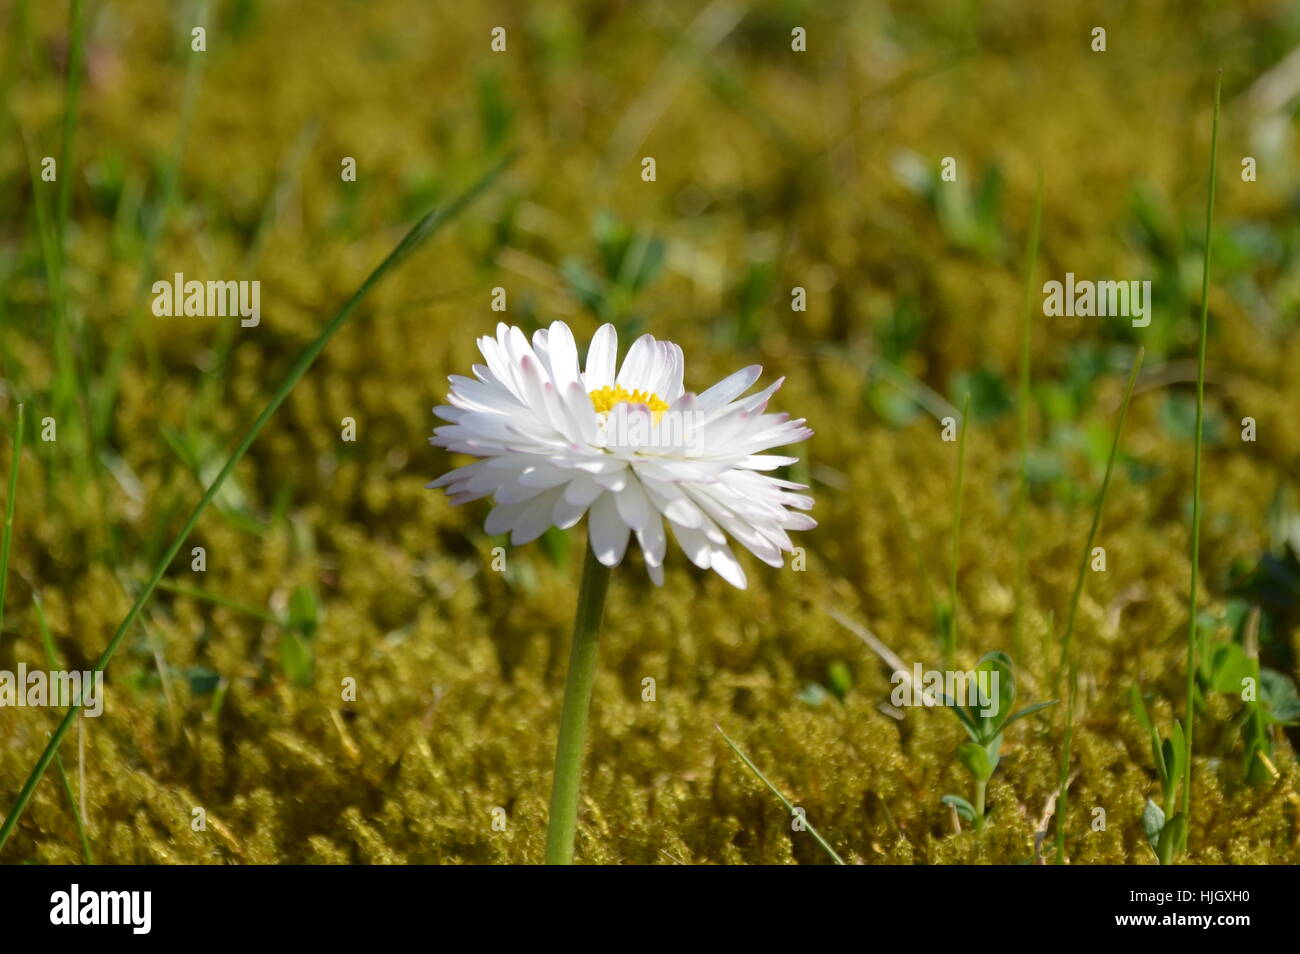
588, 384, 670, 417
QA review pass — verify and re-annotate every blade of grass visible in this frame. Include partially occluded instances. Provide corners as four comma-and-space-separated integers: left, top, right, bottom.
0, 403, 23, 637
56, 0, 110, 528
1182, 71, 1222, 849
34, 593, 94, 863
20, 135, 77, 434
1013, 170, 1044, 664
156, 579, 279, 624
94, 0, 211, 443
1053, 348, 1144, 864
2, 414, 91, 862
0, 153, 515, 853
56, 0, 86, 238
945, 392, 972, 670
716, 725, 845, 865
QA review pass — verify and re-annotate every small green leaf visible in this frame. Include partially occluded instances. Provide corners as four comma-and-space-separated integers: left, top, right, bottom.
1261, 668, 1300, 725
1169, 720, 1186, 780
1150, 726, 1168, 786
287, 585, 319, 638
826, 660, 853, 700
1161, 736, 1178, 787
1000, 699, 1058, 732
1207, 642, 1254, 693
941, 794, 976, 823
956, 741, 994, 782
975, 650, 1015, 733
1142, 798, 1165, 850
279, 630, 314, 688
1130, 686, 1153, 732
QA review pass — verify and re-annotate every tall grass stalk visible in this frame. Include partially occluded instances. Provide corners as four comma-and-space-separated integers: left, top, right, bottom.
0, 156, 513, 853
1182, 71, 1222, 849
94, 0, 211, 443
0, 404, 23, 636
34, 593, 94, 863
1053, 349, 1144, 864
1013, 172, 1044, 663
717, 726, 845, 864
945, 392, 971, 670
56, 0, 86, 239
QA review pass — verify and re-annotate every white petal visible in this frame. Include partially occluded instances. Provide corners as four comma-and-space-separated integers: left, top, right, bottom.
552, 495, 589, 529
584, 323, 618, 390
511, 489, 563, 545
710, 545, 748, 589
588, 492, 632, 566
484, 498, 531, 536
696, 365, 761, 413
614, 478, 652, 531
616, 334, 658, 392
669, 522, 711, 569
563, 475, 605, 506
547, 321, 581, 390
635, 515, 667, 567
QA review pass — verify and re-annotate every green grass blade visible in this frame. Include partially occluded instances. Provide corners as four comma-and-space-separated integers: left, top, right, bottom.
56, 0, 86, 238
0, 403, 23, 637
34, 593, 94, 864
945, 391, 972, 670
94, 0, 211, 443
156, 579, 280, 624
716, 725, 846, 865
1053, 348, 1144, 864
1, 412, 92, 863
0, 153, 514, 853
1014, 170, 1044, 664
1183, 71, 1222, 845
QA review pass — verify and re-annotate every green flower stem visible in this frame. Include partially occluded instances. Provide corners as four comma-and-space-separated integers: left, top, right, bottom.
973, 779, 987, 834
545, 544, 613, 864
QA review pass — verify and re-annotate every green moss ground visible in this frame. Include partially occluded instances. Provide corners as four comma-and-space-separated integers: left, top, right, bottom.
1, 0, 1298, 863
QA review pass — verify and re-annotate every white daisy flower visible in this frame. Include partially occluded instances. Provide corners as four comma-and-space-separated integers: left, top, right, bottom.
428, 321, 815, 588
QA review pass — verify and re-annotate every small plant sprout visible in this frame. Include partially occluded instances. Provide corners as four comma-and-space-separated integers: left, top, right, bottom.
1197, 606, 1300, 784
1130, 688, 1189, 865
941, 651, 1057, 833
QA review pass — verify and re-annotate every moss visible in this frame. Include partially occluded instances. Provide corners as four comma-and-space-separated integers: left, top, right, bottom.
1, 0, 1298, 864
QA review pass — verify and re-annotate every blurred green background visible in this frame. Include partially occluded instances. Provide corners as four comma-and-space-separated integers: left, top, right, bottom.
1, 0, 1299, 863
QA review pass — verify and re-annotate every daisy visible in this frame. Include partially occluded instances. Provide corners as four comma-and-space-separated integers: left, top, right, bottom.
428, 320, 814, 588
